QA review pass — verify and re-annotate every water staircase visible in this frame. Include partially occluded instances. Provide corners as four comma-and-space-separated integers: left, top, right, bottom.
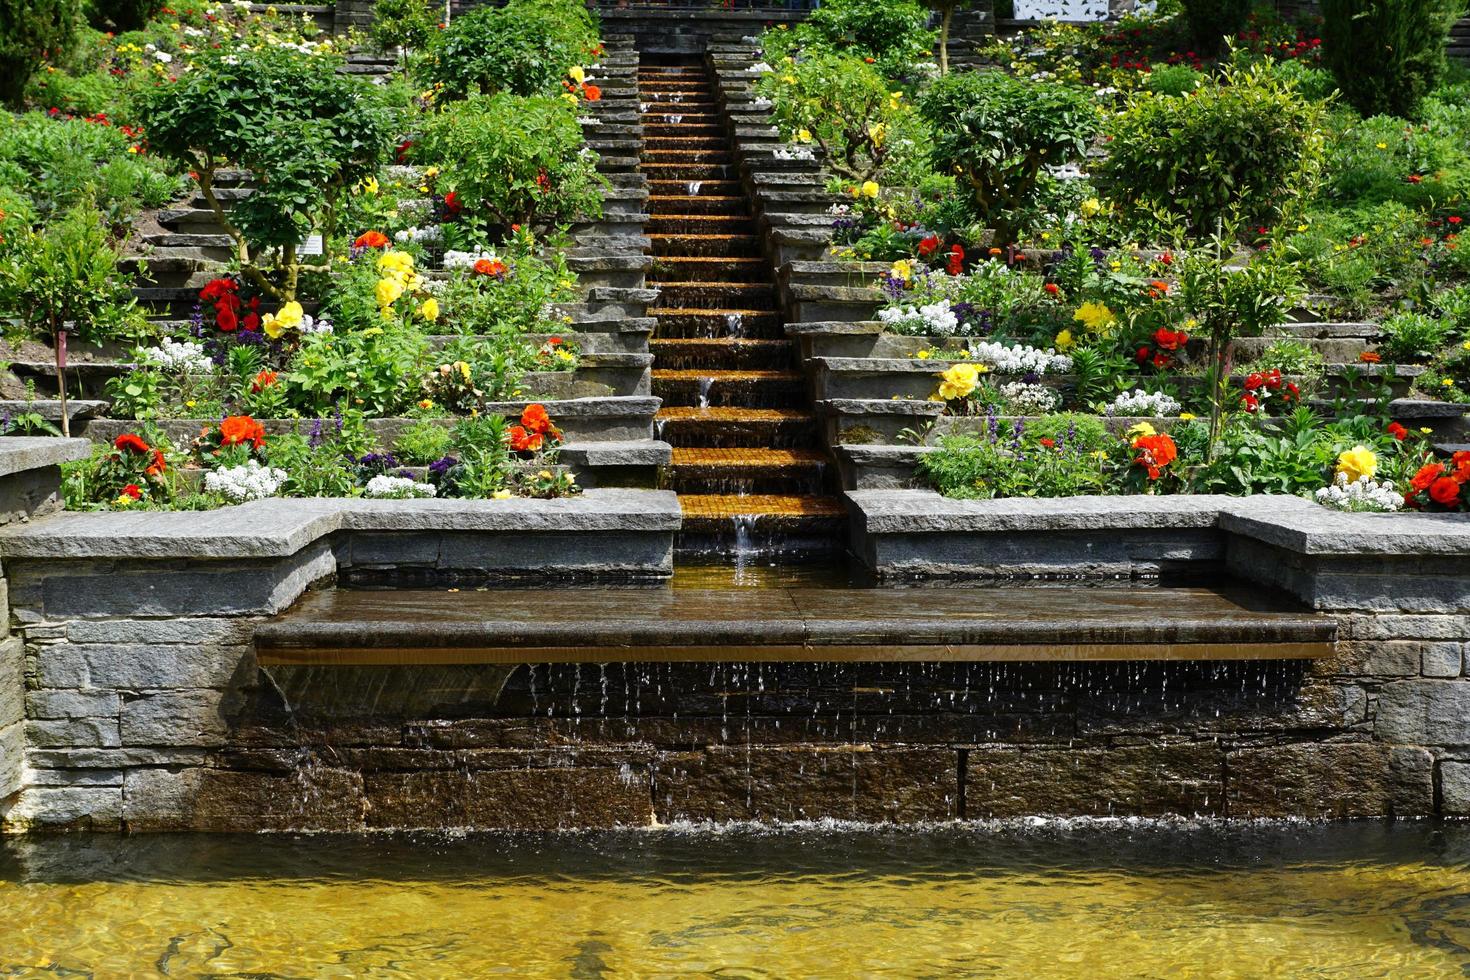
638, 55, 846, 555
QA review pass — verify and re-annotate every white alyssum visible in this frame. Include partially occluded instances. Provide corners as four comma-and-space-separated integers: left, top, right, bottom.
204, 460, 287, 502
879, 302, 959, 337
967, 341, 1072, 376
365, 474, 436, 499
1314, 472, 1404, 513
747, 62, 774, 74
1106, 388, 1181, 417
139, 337, 214, 374
1000, 381, 1060, 414
443, 249, 498, 269
393, 224, 442, 244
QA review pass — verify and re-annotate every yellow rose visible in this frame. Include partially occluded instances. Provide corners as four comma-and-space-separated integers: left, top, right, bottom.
1336, 445, 1377, 483
376, 277, 404, 308
860, 180, 880, 199
420, 297, 439, 322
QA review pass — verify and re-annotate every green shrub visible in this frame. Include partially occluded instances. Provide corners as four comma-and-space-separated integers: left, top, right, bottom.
1096, 65, 1326, 241
919, 70, 1096, 246
1325, 112, 1470, 209
0, 112, 181, 228
88, 0, 164, 32
0, 0, 79, 107
1320, 0, 1460, 118
142, 47, 397, 299
415, 93, 604, 234
426, 0, 596, 99
1179, 0, 1250, 54
919, 427, 1109, 499
1261, 58, 1338, 103
759, 53, 928, 184
393, 419, 453, 465
1143, 63, 1204, 96
370, 0, 437, 54
1380, 311, 1453, 362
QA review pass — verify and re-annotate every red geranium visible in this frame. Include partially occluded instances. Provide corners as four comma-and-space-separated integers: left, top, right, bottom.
474, 258, 506, 277
1387, 422, 1408, 441
582, 83, 601, 101
121, 484, 142, 500
114, 433, 150, 454
918, 235, 940, 257
354, 230, 389, 248
216, 305, 238, 332
1131, 432, 1177, 481
1430, 477, 1463, 506
443, 191, 463, 215
1153, 328, 1187, 351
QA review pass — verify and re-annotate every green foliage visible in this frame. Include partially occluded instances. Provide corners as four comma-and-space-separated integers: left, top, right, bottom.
1325, 112, 1470, 209
415, 93, 604, 233
433, 246, 577, 334
393, 419, 453, 465
285, 324, 432, 417
1194, 409, 1398, 495
88, 0, 164, 32
0, 0, 79, 107
1142, 63, 1204, 96
758, 53, 928, 184
919, 425, 1109, 499
765, 0, 935, 79
1320, 0, 1460, 118
370, 0, 437, 54
1248, 338, 1325, 378
1178, 0, 1249, 54
141, 47, 397, 299
1380, 311, 1453, 362
0, 112, 181, 229
1096, 65, 1327, 241
919, 71, 1096, 246
425, 0, 596, 99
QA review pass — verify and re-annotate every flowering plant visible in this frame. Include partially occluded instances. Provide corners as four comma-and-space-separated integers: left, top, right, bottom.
1403, 452, 1470, 512
195, 413, 268, 467
204, 459, 288, 502
508, 402, 562, 455
1126, 424, 1179, 485
1238, 368, 1301, 415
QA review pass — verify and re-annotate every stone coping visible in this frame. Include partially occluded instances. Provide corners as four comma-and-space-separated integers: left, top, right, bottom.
0, 489, 682, 560
0, 437, 91, 477
849, 490, 1470, 558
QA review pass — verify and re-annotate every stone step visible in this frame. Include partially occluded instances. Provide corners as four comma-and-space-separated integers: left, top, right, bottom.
647, 194, 748, 216
649, 308, 784, 339
656, 406, 817, 448
648, 179, 742, 197
649, 281, 778, 310
653, 368, 805, 408
646, 213, 755, 235
677, 493, 846, 537
649, 233, 763, 258
662, 447, 827, 495
650, 256, 768, 282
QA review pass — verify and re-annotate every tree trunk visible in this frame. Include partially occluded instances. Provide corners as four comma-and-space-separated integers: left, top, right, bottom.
939, 4, 954, 75
54, 324, 70, 439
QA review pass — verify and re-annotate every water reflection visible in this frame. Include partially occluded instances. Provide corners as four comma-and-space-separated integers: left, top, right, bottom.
4, 824, 1470, 976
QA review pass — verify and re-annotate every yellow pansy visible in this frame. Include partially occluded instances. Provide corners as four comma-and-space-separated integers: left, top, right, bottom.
457, 360, 472, 381
376, 277, 405, 307
1336, 446, 1377, 483
359, 176, 380, 196
377, 250, 414, 278
868, 122, 886, 147
890, 259, 913, 282
1054, 328, 1074, 350
916, 349, 932, 359
420, 297, 439, 322
492, 489, 513, 499
1179, 412, 1196, 421
561, 93, 578, 106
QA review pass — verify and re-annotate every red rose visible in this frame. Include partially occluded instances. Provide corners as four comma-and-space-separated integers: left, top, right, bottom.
1429, 476, 1462, 506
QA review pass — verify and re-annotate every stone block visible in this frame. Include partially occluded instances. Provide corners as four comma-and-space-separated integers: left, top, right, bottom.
966, 744, 1224, 819
1440, 761, 1470, 816
24, 689, 120, 720
33, 642, 253, 690
25, 746, 210, 769
1225, 743, 1432, 818
122, 766, 365, 832
120, 690, 239, 747
1422, 642, 1464, 678
655, 746, 958, 823
1344, 615, 1470, 641
1376, 680, 1470, 746
28, 768, 124, 787
5, 785, 123, 831
364, 767, 652, 830
66, 618, 254, 645
0, 635, 21, 726
24, 717, 120, 748
0, 721, 21, 798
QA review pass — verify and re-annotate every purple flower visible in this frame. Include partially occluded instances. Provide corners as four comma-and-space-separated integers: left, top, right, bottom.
428, 455, 458, 477
308, 418, 324, 448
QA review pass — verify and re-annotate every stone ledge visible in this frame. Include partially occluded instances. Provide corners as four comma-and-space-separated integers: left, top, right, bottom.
0, 490, 682, 560
0, 437, 91, 477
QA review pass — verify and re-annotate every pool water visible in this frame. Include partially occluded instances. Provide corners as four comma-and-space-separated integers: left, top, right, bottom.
5, 823, 1470, 977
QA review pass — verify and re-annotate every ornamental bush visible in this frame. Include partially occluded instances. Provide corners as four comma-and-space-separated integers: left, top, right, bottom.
1320, 0, 1460, 119
88, 0, 165, 32
1095, 65, 1327, 241
426, 0, 597, 99
369, 0, 438, 54
141, 47, 397, 299
415, 93, 604, 234
0, 0, 79, 107
764, 0, 935, 79
1178, 0, 1250, 54
919, 70, 1096, 246
759, 53, 928, 184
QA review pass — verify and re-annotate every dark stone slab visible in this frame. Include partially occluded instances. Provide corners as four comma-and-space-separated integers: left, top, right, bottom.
966, 744, 1226, 818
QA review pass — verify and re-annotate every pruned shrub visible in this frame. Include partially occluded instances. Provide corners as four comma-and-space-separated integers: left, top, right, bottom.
1320, 0, 1460, 118
1179, 0, 1250, 54
426, 0, 598, 99
0, 0, 79, 107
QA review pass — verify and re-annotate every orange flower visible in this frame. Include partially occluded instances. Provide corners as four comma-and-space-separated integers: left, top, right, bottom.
582, 83, 601, 101
251, 369, 278, 392
219, 415, 266, 450
520, 403, 553, 435
354, 230, 389, 249
1411, 463, 1445, 492
508, 425, 543, 453
121, 483, 142, 499
1358, 351, 1381, 364
1131, 433, 1177, 481
145, 448, 168, 478
473, 258, 506, 277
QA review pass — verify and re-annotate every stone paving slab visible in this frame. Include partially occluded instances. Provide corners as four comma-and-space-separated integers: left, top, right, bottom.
0, 437, 91, 477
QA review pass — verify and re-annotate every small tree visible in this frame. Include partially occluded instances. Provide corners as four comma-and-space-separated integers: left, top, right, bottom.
142, 48, 396, 301
415, 93, 605, 235
0, 0, 78, 108
370, 0, 438, 58
1178, 0, 1251, 55
921, 0, 972, 74
426, 0, 598, 100
919, 71, 1096, 247
0, 206, 145, 436
1321, 0, 1461, 118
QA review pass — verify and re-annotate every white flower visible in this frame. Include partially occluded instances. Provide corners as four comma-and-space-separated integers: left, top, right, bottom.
393, 224, 442, 244
300, 315, 332, 335
752, 96, 773, 110
1105, 388, 1181, 417
443, 249, 498, 269
365, 474, 437, 499
204, 460, 287, 502
153, 51, 173, 63
139, 337, 214, 374
879, 302, 958, 337
1000, 381, 1060, 414
966, 341, 1072, 376
1314, 472, 1404, 512
747, 61, 774, 74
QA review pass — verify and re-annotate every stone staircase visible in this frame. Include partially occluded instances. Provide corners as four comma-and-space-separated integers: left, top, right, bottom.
638, 55, 844, 553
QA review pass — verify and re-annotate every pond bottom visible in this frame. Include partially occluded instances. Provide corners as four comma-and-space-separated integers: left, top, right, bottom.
4, 823, 1470, 976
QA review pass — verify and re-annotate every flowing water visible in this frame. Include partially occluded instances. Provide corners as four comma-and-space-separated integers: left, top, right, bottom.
6, 823, 1470, 976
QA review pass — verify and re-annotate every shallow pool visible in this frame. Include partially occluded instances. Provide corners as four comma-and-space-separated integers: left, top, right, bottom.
5, 823, 1470, 977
